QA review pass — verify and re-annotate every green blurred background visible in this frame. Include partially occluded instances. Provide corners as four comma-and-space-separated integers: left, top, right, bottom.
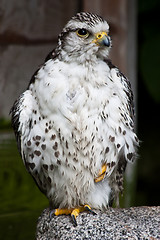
0, 1, 160, 239
0, 133, 48, 239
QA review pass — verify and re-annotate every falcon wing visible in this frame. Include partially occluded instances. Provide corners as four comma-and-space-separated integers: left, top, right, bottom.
105, 59, 135, 124
10, 90, 48, 194
103, 59, 138, 200
10, 90, 36, 166
11, 47, 58, 151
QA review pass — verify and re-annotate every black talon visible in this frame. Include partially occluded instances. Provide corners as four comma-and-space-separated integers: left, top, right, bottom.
71, 214, 78, 227
49, 209, 55, 219
84, 205, 97, 215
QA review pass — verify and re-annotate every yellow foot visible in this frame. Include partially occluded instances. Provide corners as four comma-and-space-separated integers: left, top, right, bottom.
50, 204, 96, 226
94, 163, 107, 183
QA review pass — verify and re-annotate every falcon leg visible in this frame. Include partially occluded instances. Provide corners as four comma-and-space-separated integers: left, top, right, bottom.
50, 204, 96, 226
54, 208, 73, 216
94, 164, 107, 183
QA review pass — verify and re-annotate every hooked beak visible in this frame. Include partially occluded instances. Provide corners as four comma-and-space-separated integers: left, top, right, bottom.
92, 32, 110, 47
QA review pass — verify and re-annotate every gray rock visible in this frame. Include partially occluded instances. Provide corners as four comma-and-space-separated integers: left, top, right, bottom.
36, 206, 160, 240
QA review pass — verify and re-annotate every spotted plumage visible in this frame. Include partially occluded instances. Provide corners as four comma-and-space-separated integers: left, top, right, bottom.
11, 12, 139, 211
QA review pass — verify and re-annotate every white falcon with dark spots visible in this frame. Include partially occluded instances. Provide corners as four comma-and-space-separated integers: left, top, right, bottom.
11, 12, 139, 225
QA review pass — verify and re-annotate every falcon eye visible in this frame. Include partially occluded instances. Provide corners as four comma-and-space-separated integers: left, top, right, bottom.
76, 28, 89, 38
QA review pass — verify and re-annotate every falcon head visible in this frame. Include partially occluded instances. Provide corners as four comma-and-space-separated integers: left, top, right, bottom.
56, 12, 111, 63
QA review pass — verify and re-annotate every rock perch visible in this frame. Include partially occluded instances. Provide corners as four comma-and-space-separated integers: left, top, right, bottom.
36, 206, 160, 239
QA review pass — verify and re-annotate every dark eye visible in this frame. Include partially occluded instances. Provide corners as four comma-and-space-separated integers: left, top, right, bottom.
76, 28, 89, 38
